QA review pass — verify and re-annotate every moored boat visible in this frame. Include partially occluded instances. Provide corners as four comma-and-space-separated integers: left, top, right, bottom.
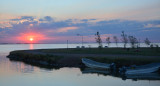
120, 63, 160, 75
82, 58, 111, 69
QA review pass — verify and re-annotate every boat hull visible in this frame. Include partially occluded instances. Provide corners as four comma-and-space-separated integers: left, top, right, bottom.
82, 58, 110, 69
126, 64, 160, 75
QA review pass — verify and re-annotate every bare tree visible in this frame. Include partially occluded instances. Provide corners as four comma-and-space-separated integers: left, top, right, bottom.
77, 34, 84, 46
137, 39, 141, 48
113, 36, 118, 47
121, 31, 128, 48
106, 37, 111, 47
95, 31, 103, 48
128, 36, 138, 48
144, 38, 151, 47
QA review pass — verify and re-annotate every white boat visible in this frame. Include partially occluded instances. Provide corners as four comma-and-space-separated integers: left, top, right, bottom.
82, 58, 111, 69
125, 63, 160, 75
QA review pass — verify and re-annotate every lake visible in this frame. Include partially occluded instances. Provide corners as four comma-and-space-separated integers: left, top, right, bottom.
0, 43, 160, 86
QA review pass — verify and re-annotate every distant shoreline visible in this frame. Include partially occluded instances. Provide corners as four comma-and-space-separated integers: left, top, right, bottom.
1, 42, 160, 44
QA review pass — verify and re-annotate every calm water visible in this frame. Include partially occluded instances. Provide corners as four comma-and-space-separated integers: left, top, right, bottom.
0, 43, 160, 86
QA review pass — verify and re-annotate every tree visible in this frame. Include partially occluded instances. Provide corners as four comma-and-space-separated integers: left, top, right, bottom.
106, 37, 111, 47
128, 36, 138, 48
95, 31, 103, 48
144, 38, 151, 47
137, 39, 141, 48
77, 34, 84, 46
121, 31, 128, 48
113, 36, 118, 47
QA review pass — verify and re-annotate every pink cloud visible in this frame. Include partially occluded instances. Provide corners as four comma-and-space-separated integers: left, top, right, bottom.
0, 21, 12, 28
56, 26, 78, 32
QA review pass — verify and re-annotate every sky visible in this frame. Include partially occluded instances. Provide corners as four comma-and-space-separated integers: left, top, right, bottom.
0, 0, 160, 43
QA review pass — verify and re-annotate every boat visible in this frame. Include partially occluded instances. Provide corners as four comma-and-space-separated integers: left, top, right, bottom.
82, 58, 111, 69
120, 63, 160, 75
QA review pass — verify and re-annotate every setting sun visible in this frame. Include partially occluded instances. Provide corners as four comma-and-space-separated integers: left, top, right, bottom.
17, 32, 47, 43
29, 38, 34, 41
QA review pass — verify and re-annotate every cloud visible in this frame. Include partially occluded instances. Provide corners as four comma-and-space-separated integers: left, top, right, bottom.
39, 16, 54, 22
144, 24, 160, 28
56, 27, 78, 33
11, 16, 35, 21
0, 21, 12, 28
0, 16, 160, 43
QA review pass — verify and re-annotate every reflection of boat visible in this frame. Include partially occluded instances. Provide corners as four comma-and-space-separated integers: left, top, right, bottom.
126, 73, 160, 80
81, 68, 160, 80
82, 68, 110, 75
121, 63, 160, 75
82, 58, 110, 69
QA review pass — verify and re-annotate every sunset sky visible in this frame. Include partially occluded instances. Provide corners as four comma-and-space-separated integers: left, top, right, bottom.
0, 0, 160, 43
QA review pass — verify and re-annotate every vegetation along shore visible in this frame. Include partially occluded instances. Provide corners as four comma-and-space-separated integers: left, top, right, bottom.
7, 47, 160, 69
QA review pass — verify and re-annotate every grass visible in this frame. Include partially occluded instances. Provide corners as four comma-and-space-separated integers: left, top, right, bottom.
9, 50, 63, 64
39, 47, 160, 56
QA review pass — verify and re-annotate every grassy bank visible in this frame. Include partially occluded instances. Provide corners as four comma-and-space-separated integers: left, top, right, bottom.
39, 48, 160, 56
8, 50, 63, 64
7, 48, 160, 67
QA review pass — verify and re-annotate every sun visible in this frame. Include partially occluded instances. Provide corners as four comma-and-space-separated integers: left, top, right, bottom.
29, 38, 34, 41
17, 32, 46, 43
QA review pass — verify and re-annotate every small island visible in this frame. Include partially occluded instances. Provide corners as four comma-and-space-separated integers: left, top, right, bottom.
7, 47, 160, 69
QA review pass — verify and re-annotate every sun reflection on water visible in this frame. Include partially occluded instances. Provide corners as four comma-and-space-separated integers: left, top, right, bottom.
29, 44, 33, 50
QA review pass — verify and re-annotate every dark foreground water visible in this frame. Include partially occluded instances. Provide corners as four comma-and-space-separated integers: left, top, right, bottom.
0, 44, 160, 86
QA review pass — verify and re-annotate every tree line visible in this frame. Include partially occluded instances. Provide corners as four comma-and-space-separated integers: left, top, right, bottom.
95, 31, 158, 49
